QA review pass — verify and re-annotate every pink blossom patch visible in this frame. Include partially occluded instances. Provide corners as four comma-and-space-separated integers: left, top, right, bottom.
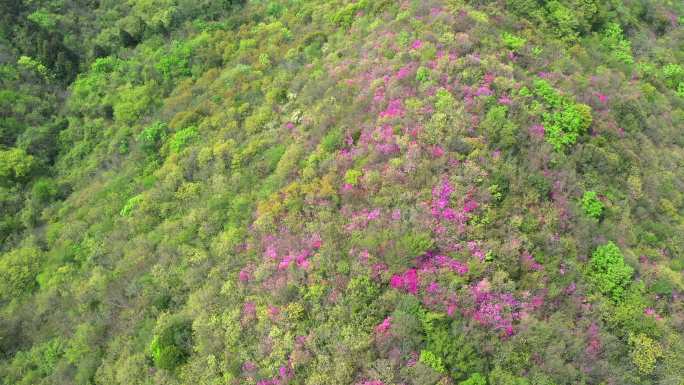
379, 99, 405, 118
529, 124, 545, 138
375, 317, 392, 334
238, 269, 251, 282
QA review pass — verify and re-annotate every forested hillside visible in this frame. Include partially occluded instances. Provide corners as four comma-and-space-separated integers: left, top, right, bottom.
1, 1, 683, 384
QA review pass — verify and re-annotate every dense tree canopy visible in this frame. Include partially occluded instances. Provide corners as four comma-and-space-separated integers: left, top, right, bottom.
1, 1, 683, 384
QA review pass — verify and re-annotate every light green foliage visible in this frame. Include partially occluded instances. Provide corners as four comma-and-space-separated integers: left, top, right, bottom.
330, 0, 368, 28
130, 0, 178, 33
590, 242, 633, 301
156, 40, 194, 80
27, 10, 60, 30
546, 1, 580, 41
420, 350, 446, 373
501, 32, 526, 50
2, 1, 684, 384
397, 31, 411, 47
518, 86, 532, 97
244, 106, 273, 134
435, 88, 455, 112
416, 66, 430, 83
120, 195, 143, 217
460, 373, 487, 385
534, 80, 592, 150
345, 276, 380, 326
534, 79, 563, 108
17, 56, 49, 79
602, 23, 634, 64
0, 246, 42, 300
629, 333, 663, 374
258, 53, 271, 67
0, 148, 35, 181
113, 83, 157, 125
169, 126, 199, 153
662, 64, 683, 89
344, 169, 362, 185
488, 366, 530, 385
91, 56, 123, 74
581, 190, 604, 219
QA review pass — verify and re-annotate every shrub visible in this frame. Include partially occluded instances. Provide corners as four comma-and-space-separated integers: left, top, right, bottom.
0, 147, 36, 182
581, 190, 604, 219
138, 121, 168, 154
501, 32, 526, 50
0, 246, 43, 301
434, 88, 455, 112
662, 63, 684, 89
482, 105, 517, 149
321, 127, 343, 153
589, 242, 633, 301
629, 333, 663, 375
149, 315, 193, 371
416, 66, 430, 83
534, 80, 592, 150
156, 40, 193, 80
460, 373, 487, 385
169, 126, 198, 153
344, 169, 363, 186
120, 195, 143, 217
419, 349, 446, 373
113, 82, 157, 125
399, 231, 434, 257
602, 23, 634, 64
330, 0, 368, 28
31, 178, 59, 203
17, 56, 50, 79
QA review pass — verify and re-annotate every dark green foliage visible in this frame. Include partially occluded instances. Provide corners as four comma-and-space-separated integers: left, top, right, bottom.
149, 316, 193, 371
138, 121, 168, 154
321, 127, 343, 153
482, 105, 518, 150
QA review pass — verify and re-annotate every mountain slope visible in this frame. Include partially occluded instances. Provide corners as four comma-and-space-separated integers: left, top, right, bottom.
1, 1, 684, 384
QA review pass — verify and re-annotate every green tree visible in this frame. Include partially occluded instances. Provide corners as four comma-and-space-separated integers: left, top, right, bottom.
0, 148, 35, 182
0, 246, 43, 301
590, 242, 633, 301
149, 315, 193, 371
581, 190, 604, 219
